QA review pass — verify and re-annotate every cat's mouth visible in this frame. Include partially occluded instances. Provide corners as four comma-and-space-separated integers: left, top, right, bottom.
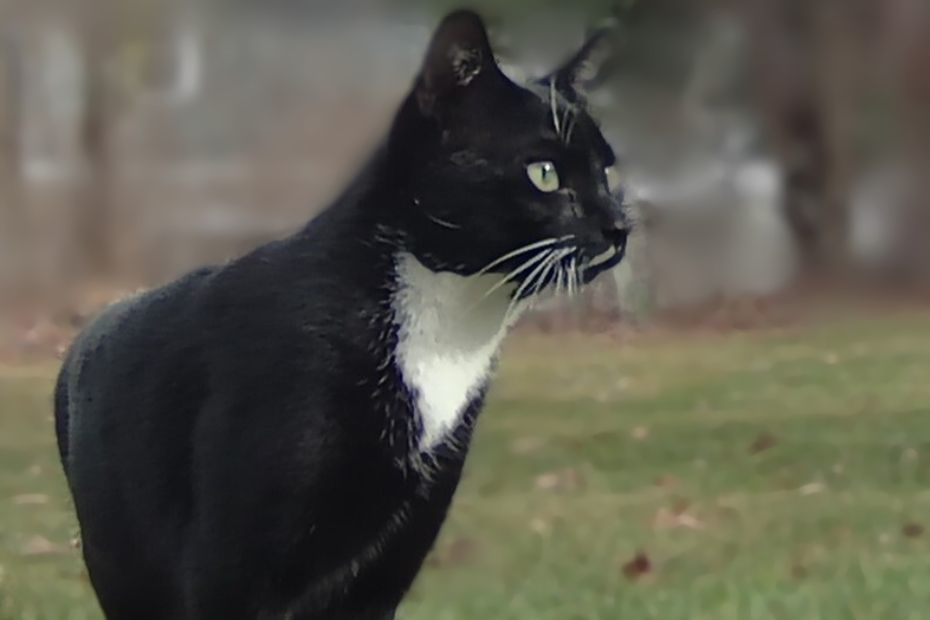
580, 226, 630, 284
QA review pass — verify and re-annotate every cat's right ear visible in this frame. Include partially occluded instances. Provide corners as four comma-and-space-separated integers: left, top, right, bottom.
415, 10, 503, 116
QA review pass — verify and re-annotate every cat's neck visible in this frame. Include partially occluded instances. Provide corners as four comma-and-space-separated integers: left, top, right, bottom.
390, 252, 522, 452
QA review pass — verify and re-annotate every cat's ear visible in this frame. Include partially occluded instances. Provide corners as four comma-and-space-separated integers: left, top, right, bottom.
544, 26, 615, 102
416, 10, 504, 115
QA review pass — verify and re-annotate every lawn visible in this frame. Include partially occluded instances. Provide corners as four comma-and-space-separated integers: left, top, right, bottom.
2, 312, 930, 619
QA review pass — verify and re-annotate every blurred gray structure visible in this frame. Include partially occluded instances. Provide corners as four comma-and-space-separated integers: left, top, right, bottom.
1, 0, 928, 328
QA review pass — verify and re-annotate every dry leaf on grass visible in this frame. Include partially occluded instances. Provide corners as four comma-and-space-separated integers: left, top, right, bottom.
534, 468, 582, 492
902, 522, 925, 539
621, 551, 652, 581
749, 432, 778, 454
653, 474, 679, 489
424, 537, 476, 569
529, 518, 549, 535
648, 507, 704, 530
19, 536, 69, 557
510, 437, 548, 454
12, 493, 49, 505
798, 482, 826, 496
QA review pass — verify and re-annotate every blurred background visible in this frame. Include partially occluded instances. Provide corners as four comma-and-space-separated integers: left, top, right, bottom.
3, 1, 930, 618
1, 0, 929, 350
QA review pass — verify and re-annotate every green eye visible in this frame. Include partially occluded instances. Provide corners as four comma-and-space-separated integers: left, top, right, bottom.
526, 161, 560, 193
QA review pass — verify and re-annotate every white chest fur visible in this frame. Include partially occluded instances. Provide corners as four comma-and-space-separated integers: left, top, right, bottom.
391, 253, 521, 452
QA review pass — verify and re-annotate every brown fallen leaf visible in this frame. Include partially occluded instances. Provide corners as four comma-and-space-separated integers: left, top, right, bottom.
529, 518, 549, 535
749, 432, 778, 454
648, 507, 704, 530
19, 536, 69, 557
425, 537, 476, 569
445, 538, 475, 566
511, 437, 548, 454
621, 551, 652, 581
671, 497, 692, 516
798, 482, 826, 496
902, 522, 925, 539
12, 494, 49, 506
534, 468, 582, 492
653, 474, 679, 490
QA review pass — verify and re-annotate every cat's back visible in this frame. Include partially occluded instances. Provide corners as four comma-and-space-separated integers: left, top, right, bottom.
58, 264, 219, 470
58, 225, 380, 473
63, 263, 217, 397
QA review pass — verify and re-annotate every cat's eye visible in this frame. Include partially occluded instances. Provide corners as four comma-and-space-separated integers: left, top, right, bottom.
526, 161, 560, 193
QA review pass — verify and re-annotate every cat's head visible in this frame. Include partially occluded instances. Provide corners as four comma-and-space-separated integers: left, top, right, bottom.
385, 9, 629, 295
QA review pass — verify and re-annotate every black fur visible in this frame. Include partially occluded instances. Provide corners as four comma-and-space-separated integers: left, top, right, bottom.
55, 10, 628, 620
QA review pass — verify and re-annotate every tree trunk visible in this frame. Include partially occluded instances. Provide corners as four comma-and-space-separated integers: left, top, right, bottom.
75, 25, 115, 281
0, 27, 24, 307
740, 0, 856, 280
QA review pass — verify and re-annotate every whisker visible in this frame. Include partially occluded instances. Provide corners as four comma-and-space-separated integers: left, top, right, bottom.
549, 77, 561, 136
426, 213, 461, 230
565, 112, 580, 146
504, 248, 561, 324
533, 251, 561, 299
515, 249, 558, 302
528, 248, 570, 316
475, 249, 551, 303
474, 237, 564, 278
564, 252, 576, 299
570, 256, 580, 299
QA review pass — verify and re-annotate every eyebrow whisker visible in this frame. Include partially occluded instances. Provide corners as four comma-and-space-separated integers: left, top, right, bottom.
549, 77, 561, 137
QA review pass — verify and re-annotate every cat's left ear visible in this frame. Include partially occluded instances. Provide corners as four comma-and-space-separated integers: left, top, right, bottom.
543, 26, 616, 103
416, 10, 506, 116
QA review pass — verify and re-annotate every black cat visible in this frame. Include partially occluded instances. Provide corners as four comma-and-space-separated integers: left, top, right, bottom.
54, 10, 629, 620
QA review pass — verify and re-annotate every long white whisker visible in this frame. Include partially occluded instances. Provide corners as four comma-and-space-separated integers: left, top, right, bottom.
515, 249, 558, 302
532, 252, 561, 301
504, 248, 562, 324
564, 253, 576, 299
525, 248, 571, 319
549, 77, 561, 136
426, 213, 461, 230
565, 112, 580, 146
475, 237, 564, 278
475, 249, 551, 303
570, 256, 580, 299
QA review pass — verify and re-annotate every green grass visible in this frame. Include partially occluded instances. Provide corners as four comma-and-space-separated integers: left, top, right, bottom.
4, 313, 930, 618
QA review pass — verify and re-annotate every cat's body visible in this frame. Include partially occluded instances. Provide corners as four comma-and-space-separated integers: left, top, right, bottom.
55, 11, 628, 620
57, 198, 492, 619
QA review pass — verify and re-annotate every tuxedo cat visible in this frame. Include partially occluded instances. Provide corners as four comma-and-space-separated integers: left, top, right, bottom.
54, 10, 629, 620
